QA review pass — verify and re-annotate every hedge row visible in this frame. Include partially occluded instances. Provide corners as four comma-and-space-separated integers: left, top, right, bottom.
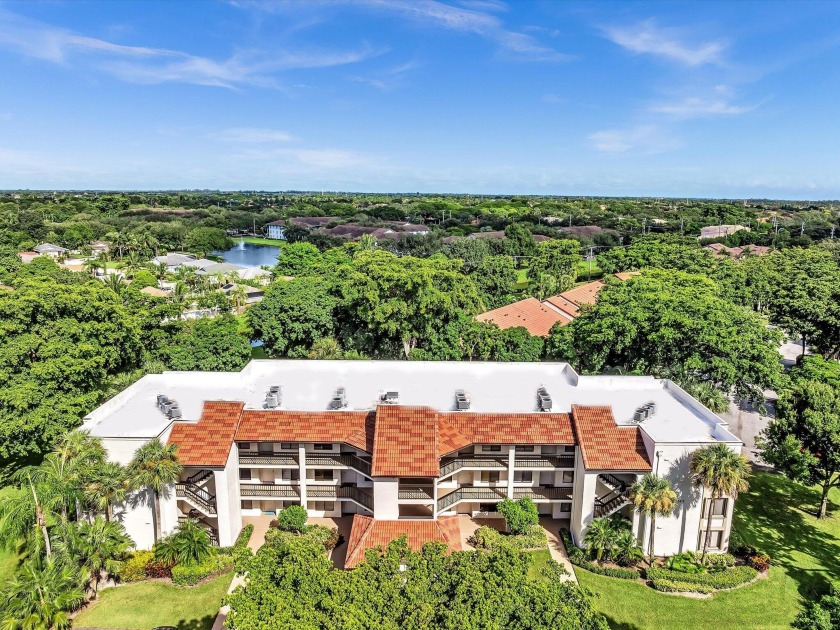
646, 566, 757, 589
559, 529, 639, 580
171, 553, 233, 587
469, 526, 547, 551
652, 578, 716, 594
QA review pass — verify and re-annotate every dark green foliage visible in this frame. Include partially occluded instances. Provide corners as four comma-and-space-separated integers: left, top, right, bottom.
170, 552, 233, 587
645, 566, 758, 590
596, 234, 718, 275
274, 241, 321, 276
183, 227, 234, 255
164, 315, 251, 372
155, 519, 212, 566
793, 586, 840, 630
276, 505, 308, 532
558, 531, 641, 580
468, 525, 547, 550
497, 497, 539, 535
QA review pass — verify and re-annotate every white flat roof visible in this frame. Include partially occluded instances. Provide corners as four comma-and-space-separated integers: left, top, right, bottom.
82, 360, 739, 445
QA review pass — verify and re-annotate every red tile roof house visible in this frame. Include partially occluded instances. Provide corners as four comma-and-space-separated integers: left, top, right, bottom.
81, 360, 742, 563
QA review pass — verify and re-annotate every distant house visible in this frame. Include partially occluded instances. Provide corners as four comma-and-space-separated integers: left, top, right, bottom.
443, 231, 550, 245
152, 253, 197, 270
705, 243, 771, 259
139, 286, 171, 298
266, 216, 335, 240
33, 243, 67, 257
219, 283, 265, 305
699, 225, 750, 240
90, 241, 111, 255
17, 251, 39, 263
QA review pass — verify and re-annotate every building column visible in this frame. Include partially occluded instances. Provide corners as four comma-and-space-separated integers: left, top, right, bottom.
298, 444, 308, 510
507, 447, 515, 499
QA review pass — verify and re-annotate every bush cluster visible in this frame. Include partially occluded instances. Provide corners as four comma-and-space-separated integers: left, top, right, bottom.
497, 497, 539, 535
265, 523, 340, 551
697, 552, 736, 568
120, 550, 154, 582
144, 559, 174, 579
468, 525, 546, 551
651, 578, 716, 595
646, 566, 757, 590
747, 553, 771, 572
171, 552, 233, 587
559, 529, 639, 580
275, 505, 308, 532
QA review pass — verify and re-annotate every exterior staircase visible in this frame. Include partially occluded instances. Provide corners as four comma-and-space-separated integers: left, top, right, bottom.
176, 471, 217, 516
179, 515, 219, 546
594, 474, 630, 518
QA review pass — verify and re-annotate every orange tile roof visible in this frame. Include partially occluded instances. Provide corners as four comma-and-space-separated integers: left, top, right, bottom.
571, 405, 651, 472
167, 401, 244, 467
344, 515, 462, 568
475, 297, 568, 337
235, 410, 374, 452
613, 271, 642, 281
371, 406, 439, 477
440, 412, 574, 454
555, 280, 604, 307
543, 294, 580, 318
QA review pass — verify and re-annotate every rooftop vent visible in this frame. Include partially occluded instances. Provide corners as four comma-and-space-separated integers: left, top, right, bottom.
455, 390, 471, 411
330, 387, 347, 410
537, 387, 552, 412
380, 391, 399, 404
265, 386, 282, 409
633, 402, 657, 423
168, 404, 182, 420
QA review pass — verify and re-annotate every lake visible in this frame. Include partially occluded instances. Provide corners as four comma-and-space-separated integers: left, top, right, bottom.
214, 240, 281, 268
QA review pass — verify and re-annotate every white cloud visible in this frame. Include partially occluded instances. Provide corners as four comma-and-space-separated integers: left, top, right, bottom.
649, 96, 754, 118
589, 125, 680, 154
603, 20, 726, 66
210, 128, 295, 143
0, 9, 378, 88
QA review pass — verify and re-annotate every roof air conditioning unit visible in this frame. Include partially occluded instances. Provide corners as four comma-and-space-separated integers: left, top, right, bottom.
330, 387, 347, 410
265, 386, 282, 409
156, 394, 169, 409
381, 391, 399, 404
455, 390, 471, 411
633, 402, 656, 422
537, 387, 552, 412
168, 404, 182, 419
161, 400, 176, 414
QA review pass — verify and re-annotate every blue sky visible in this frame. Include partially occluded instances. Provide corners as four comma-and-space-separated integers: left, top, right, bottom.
0, 0, 839, 197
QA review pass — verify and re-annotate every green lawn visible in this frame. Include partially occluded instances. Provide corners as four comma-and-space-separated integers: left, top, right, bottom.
74, 571, 234, 630
577, 472, 840, 629
515, 268, 530, 290
526, 548, 553, 582
577, 259, 604, 280
239, 236, 282, 246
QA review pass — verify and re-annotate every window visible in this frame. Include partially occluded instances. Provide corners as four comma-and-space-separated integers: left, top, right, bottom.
541, 446, 557, 455
563, 445, 576, 453
310, 501, 334, 511
239, 468, 251, 481
514, 471, 533, 483
515, 446, 534, 453
240, 500, 253, 509
703, 498, 728, 518
561, 471, 574, 484
258, 443, 273, 454
481, 471, 500, 483
479, 503, 498, 513
482, 445, 502, 452
699, 530, 724, 549
281, 442, 295, 450
314, 469, 334, 481
237, 442, 251, 450
559, 502, 571, 513
281, 469, 299, 481
314, 444, 333, 451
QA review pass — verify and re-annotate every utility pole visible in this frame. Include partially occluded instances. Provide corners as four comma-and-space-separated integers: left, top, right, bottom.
680, 218, 684, 234
801, 222, 805, 236
831, 226, 836, 239
587, 246, 595, 281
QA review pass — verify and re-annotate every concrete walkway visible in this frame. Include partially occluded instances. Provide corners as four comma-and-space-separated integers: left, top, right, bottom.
210, 574, 246, 630
539, 517, 577, 583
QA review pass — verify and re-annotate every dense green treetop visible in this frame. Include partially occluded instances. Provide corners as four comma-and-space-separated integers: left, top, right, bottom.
165, 315, 251, 372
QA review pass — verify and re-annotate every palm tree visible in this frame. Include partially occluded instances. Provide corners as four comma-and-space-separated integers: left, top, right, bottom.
613, 528, 644, 567
691, 443, 750, 562
358, 233, 377, 251
0, 556, 86, 629
0, 475, 54, 558
83, 258, 102, 278
583, 517, 615, 562
308, 337, 343, 360
127, 439, 183, 543
29, 453, 85, 521
105, 273, 124, 295
629, 473, 677, 565
86, 461, 129, 521
121, 252, 143, 279
111, 232, 130, 259
154, 518, 211, 566
59, 517, 133, 598
229, 285, 248, 311
148, 261, 169, 281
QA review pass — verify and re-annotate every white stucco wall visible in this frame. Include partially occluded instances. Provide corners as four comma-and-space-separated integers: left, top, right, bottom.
373, 478, 399, 519
214, 444, 241, 547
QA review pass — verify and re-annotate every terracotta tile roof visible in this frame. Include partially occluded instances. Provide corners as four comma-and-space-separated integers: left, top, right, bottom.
167, 401, 245, 467
556, 280, 604, 307
475, 297, 568, 337
371, 406, 439, 477
440, 412, 574, 454
571, 405, 651, 472
235, 410, 375, 452
613, 271, 642, 281
543, 294, 580, 318
344, 515, 462, 568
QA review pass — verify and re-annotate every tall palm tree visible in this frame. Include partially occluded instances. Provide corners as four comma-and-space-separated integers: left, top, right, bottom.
0, 556, 86, 629
229, 285, 248, 311
86, 461, 129, 521
58, 517, 133, 598
0, 474, 54, 558
148, 260, 169, 281
29, 453, 85, 522
83, 258, 102, 278
127, 439, 183, 543
583, 517, 615, 562
105, 273, 124, 295
110, 232, 130, 259
691, 443, 751, 562
629, 473, 677, 565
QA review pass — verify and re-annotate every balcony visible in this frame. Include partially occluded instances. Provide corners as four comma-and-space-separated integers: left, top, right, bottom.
439, 456, 507, 478
514, 455, 575, 469
239, 452, 298, 466
308, 485, 374, 511
437, 487, 507, 511
513, 486, 573, 501
305, 453, 372, 477
398, 485, 435, 500
239, 483, 300, 499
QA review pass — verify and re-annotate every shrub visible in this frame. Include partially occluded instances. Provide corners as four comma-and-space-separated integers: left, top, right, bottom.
646, 566, 757, 590
747, 553, 771, 572
143, 559, 174, 579
497, 497, 539, 535
171, 553, 233, 587
155, 519, 212, 565
793, 586, 840, 630
235, 524, 254, 549
559, 529, 638, 580
306, 524, 340, 550
468, 526, 546, 551
734, 543, 758, 558
121, 550, 153, 582
651, 578, 716, 594
697, 552, 736, 569
665, 552, 706, 574
276, 505, 308, 532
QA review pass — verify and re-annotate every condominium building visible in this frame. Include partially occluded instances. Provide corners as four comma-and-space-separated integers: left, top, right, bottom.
81, 361, 741, 562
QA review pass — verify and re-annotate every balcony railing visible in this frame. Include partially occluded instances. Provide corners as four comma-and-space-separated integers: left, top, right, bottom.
239, 483, 300, 499
175, 482, 217, 515
398, 486, 435, 500
514, 455, 575, 469
308, 485, 374, 510
437, 487, 506, 511
513, 486, 573, 501
239, 453, 298, 466
439, 456, 507, 478
305, 453, 372, 477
